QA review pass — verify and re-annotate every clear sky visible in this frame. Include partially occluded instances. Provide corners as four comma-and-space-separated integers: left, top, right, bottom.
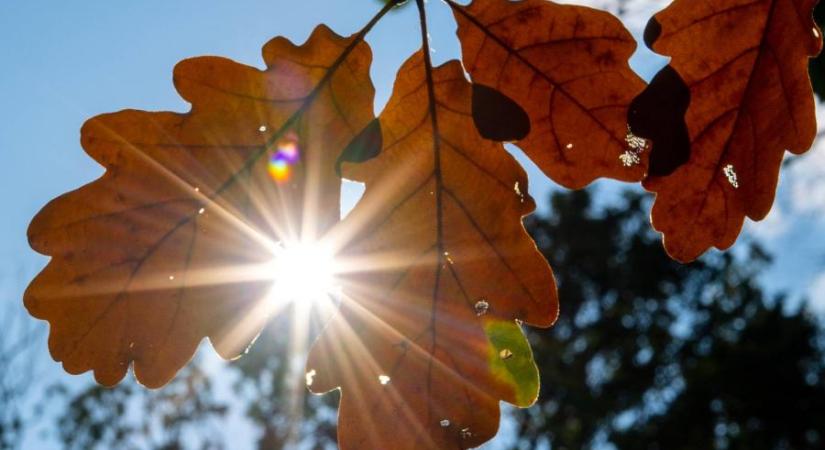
2, 0, 824, 448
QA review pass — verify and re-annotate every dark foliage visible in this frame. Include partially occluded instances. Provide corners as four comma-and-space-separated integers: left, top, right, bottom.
0, 303, 40, 450
49, 364, 226, 450
47, 311, 338, 450
513, 190, 825, 450
229, 313, 339, 450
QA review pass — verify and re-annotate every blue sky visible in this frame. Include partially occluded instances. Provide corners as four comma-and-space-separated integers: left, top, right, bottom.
1, 0, 824, 448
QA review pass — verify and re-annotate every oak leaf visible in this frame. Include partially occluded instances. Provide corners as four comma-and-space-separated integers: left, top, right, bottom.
306, 51, 558, 450
631, 0, 823, 262
24, 25, 375, 388
450, 0, 648, 189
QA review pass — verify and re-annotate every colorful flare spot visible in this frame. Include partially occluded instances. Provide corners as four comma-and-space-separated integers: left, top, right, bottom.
267, 134, 301, 183
278, 141, 300, 163
268, 156, 290, 183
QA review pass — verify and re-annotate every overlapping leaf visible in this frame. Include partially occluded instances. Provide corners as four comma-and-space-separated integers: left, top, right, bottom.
631, 0, 822, 262
811, 1, 825, 98
306, 52, 558, 450
25, 25, 375, 387
451, 0, 648, 189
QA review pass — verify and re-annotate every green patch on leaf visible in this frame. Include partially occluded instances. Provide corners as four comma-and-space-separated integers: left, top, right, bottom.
484, 319, 539, 407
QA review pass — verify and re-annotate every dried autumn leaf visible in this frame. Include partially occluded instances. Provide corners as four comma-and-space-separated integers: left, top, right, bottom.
25, 25, 376, 388
306, 51, 558, 450
450, 0, 648, 189
632, 0, 822, 262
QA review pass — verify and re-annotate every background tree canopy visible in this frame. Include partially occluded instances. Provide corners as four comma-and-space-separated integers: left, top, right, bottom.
36, 189, 825, 450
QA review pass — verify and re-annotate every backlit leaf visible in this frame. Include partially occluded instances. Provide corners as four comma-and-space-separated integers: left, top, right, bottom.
25, 25, 376, 388
451, 0, 648, 189
633, 0, 822, 262
306, 51, 558, 450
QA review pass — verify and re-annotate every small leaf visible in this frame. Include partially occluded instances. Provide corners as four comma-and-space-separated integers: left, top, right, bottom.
471, 83, 530, 142
628, 65, 691, 177
636, 0, 823, 262
336, 118, 383, 177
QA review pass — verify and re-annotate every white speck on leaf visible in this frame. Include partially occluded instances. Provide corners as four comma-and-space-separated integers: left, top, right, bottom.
514, 182, 525, 203
621, 126, 647, 167
625, 127, 647, 151
475, 299, 489, 316
443, 251, 454, 265
619, 151, 641, 167
305, 369, 317, 387
723, 164, 739, 188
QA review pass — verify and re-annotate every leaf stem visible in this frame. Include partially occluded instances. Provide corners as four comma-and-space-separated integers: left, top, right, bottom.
414, 0, 445, 298
415, 0, 445, 434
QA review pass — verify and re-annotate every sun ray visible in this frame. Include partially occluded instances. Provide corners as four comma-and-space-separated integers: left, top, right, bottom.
98, 121, 283, 256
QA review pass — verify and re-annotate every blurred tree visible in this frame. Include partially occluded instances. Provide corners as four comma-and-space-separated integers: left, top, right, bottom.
512, 190, 825, 450
227, 311, 338, 450
48, 309, 338, 450
49, 363, 227, 450
0, 298, 40, 450
49, 189, 825, 450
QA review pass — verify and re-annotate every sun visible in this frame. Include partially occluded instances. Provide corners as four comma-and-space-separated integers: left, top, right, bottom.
264, 240, 341, 308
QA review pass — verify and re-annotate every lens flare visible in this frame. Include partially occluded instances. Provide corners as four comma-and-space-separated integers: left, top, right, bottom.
268, 156, 290, 182
268, 134, 301, 183
264, 241, 340, 307
278, 141, 300, 164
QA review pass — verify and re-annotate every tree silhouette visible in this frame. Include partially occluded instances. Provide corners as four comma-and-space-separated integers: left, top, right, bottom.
49, 363, 226, 450
0, 298, 40, 450
513, 190, 825, 450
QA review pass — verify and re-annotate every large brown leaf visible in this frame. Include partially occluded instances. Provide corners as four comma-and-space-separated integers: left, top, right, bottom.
306, 51, 558, 450
633, 0, 822, 262
25, 25, 375, 388
450, 0, 648, 189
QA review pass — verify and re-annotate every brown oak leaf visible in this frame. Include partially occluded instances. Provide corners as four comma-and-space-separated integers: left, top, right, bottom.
25, 25, 375, 388
633, 0, 822, 262
306, 51, 558, 450
450, 0, 648, 189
